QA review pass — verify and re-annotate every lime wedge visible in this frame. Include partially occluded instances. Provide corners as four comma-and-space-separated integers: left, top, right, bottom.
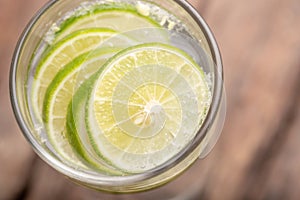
31, 28, 128, 122
53, 4, 162, 42
43, 48, 121, 168
86, 43, 211, 173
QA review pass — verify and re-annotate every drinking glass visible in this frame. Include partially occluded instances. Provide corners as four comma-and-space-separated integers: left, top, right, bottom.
10, 0, 225, 198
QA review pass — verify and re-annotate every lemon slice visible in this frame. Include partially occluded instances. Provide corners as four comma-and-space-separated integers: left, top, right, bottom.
86, 43, 211, 173
53, 4, 162, 42
43, 48, 122, 169
31, 28, 128, 122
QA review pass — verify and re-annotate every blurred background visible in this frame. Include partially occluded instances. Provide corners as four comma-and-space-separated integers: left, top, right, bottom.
1, 0, 300, 199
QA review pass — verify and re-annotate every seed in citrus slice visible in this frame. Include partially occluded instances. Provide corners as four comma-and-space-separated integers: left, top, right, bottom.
31, 28, 130, 122
43, 48, 122, 169
86, 43, 211, 173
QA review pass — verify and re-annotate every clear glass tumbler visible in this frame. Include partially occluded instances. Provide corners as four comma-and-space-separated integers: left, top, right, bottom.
10, 0, 225, 198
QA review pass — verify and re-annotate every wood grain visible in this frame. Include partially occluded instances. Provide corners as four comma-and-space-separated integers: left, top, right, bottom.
1, 0, 300, 199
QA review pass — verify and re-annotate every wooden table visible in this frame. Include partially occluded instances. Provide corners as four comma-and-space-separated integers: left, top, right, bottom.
1, 0, 300, 199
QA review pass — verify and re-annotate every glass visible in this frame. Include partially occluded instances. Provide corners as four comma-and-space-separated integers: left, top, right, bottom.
10, 0, 225, 198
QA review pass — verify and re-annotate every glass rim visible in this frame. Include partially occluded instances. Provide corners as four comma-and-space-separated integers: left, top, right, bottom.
9, 0, 223, 188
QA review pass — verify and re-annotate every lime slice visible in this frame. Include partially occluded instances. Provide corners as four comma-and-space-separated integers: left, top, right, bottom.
53, 4, 163, 42
43, 48, 121, 169
86, 43, 211, 173
31, 28, 128, 122
68, 73, 131, 173
66, 72, 124, 174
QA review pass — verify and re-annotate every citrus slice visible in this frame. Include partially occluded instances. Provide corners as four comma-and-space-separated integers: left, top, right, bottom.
43, 48, 121, 169
31, 28, 130, 122
66, 72, 125, 174
52, 3, 163, 42
86, 43, 211, 173
66, 75, 115, 172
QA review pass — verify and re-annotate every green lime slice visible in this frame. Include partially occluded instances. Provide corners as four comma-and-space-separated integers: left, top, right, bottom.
86, 43, 211, 173
66, 72, 124, 174
53, 3, 163, 42
31, 28, 130, 122
43, 48, 122, 169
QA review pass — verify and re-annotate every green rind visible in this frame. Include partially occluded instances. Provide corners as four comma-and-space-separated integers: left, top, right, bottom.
66, 76, 94, 159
